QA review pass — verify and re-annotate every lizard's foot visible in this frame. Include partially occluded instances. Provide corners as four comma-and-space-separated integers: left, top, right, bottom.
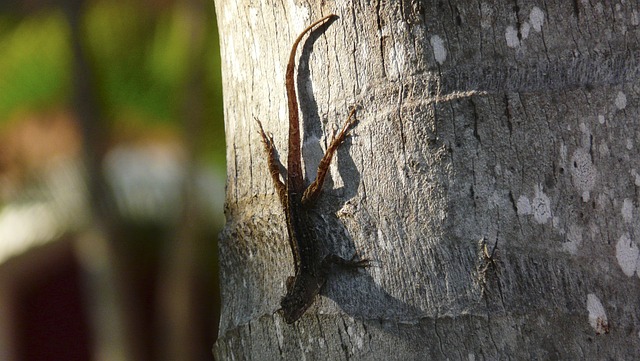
322, 253, 370, 270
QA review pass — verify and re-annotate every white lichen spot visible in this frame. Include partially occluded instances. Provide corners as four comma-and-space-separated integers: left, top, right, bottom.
387, 41, 406, 79
520, 22, 531, 40
516, 195, 532, 215
468, 353, 476, 361
587, 294, 609, 335
622, 198, 634, 223
560, 144, 568, 162
430, 35, 447, 64
616, 233, 639, 277
598, 114, 605, 124
582, 191, 590, 201
632, 10, 640, 26
530, 7, 545, 32
570, 149, 596, 202
563, 224, 582, 255
627, 138, 634, 150
632, 169, 640, 186
532, 185, 552, 224
505, 26, 520, 48
615, 91, 627, 109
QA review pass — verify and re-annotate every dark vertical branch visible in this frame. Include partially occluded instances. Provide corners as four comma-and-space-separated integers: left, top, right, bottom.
64, 0, 108, 213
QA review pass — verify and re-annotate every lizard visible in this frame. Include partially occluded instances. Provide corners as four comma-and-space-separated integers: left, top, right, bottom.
255, 14, 368, 324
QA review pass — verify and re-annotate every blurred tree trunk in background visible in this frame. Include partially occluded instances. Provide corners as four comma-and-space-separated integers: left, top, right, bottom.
64, 1, 145, 360
213, 1, 640, 359
154, 0, 211, 360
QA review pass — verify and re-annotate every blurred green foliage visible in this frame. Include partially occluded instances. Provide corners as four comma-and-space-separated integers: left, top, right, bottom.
0, 12, 70, 117
0, 0, 225, 166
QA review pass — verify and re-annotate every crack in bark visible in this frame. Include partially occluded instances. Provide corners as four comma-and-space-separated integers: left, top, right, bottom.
375, 0, 385, 78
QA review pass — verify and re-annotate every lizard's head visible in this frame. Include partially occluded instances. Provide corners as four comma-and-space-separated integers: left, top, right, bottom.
278, 276, 320, 324
279, 293, 311, 324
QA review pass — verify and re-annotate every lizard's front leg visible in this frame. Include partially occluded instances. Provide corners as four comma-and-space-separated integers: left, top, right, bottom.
256, 118, 287, 208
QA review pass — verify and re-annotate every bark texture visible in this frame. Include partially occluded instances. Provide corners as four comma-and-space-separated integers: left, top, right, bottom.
214, 1, 640, 359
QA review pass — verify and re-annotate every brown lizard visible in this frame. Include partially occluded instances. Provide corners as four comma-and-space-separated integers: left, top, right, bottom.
255, 14, 368, 324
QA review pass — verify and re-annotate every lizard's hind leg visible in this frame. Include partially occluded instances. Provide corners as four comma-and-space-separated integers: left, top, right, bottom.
320, 253, 370, 277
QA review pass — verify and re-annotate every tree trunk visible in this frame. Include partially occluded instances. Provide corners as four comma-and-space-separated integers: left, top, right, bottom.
213, 1, 640, 359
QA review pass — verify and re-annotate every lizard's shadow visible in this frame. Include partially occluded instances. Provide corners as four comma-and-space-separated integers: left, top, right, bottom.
297, 18, 349, 198
297, 20, 360, 266
296, 19, 424, 324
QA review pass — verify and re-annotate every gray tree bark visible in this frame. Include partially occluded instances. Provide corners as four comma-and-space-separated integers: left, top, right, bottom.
213, 1, 640, 359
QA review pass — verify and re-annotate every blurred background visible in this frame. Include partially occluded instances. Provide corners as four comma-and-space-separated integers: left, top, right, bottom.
0, 0, 224, 360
